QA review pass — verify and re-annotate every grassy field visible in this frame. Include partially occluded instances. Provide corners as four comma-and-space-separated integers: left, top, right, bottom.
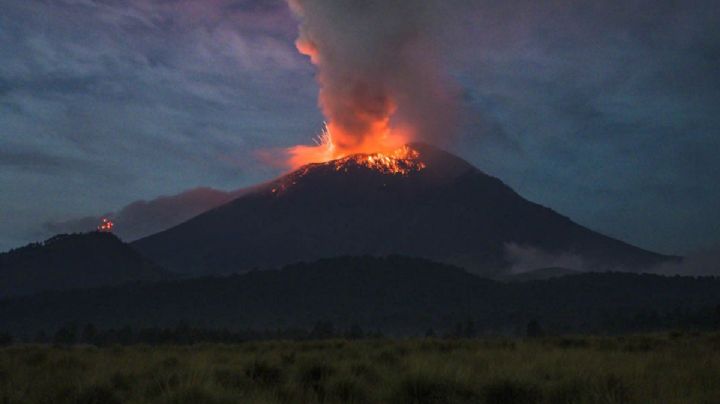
1, 333, 719, 403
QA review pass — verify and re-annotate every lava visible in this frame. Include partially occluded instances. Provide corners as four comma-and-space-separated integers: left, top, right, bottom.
286, 121, 409, 169
328, 145, 425, 175
270, 145, 426, 196
97, 218, 114, 232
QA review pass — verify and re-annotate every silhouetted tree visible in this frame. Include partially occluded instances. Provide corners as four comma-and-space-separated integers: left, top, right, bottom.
34, 330, 48, 344
310, 321, 335, 339
53, 324, 78, 345
345, 323, 364, 340
463, 320, 477, 338
425, 328, 436, 338
526, 320, 544, 338
117, 326, 134, 345
81, 323, 97, 344
174, 322, 192, 345
0, 333, 13, 346
368, 329, 385, 339
449, 322, 464, 339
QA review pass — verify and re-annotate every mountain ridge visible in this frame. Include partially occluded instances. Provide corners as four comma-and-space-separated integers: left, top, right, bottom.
133, 143, 677, 276
0, 255, 716, 337
0, 232, 171, 297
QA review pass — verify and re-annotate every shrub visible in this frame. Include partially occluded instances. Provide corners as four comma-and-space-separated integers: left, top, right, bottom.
482, 379, 542, 404
350, 363, 381, 384
390, 374, 477, 404
162, 386, 233, 404
547, 378, 587, 404
109, 371, 136, 392
329, 377, 368, 403
214, 368, 249, 391
159, 356, 181, 368
376, 350, 401, 366
75, 384, 122, 404
25, 350, 48, 367
296, 361, 335, 399
595, 375, 631, 404
244, 360, 282, 387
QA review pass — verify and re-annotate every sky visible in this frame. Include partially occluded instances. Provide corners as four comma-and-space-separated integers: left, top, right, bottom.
1, 0, 719, 256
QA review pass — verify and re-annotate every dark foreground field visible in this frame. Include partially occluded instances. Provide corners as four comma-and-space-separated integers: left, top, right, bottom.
2, 334, 720, 404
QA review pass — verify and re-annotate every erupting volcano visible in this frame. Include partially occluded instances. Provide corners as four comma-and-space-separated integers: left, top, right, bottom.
329, 146, 427, 175
129, 0, 676, 278
133, 143, 676, 277
287, 123, 411, 169
313, 144, 426, 176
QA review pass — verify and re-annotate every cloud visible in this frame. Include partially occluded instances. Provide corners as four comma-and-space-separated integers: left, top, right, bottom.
504, 243, 586, 274
652, 245, 720, 277
44, 187, 251, 242
0, 148, 127, 179
0, 0, 319, 250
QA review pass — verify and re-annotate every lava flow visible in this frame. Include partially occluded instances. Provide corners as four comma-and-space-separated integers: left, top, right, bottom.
286, 121, 409, 170
270, 144, 426, 196
97, 218, 114, 232
328, 145, 426, 175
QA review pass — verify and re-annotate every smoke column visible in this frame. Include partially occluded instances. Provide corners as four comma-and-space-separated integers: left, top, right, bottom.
285, 0, 458, 167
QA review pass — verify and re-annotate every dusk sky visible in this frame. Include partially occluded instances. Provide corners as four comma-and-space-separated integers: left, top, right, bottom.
1, 0, 719, 256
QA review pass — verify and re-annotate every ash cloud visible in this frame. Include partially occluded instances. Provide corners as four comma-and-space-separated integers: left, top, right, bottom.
44, 187, 249, 242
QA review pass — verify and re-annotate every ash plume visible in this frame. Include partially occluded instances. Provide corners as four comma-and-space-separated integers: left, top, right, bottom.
44, 187, 250, 242
286, 0, 460, 166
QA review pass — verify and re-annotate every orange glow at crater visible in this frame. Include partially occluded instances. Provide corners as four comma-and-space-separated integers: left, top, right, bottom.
284, 30, 411, 169
270, 144, 426, 196
286, 121, 410, 169
328, 145, 426, 175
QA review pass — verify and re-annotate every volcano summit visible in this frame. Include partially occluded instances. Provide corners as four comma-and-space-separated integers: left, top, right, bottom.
133, 143, 675, 277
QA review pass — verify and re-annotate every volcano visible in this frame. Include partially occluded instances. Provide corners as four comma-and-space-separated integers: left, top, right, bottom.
132, 143, 676, 276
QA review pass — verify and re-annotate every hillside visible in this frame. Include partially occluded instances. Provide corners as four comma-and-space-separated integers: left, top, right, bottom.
0, 232, 171, 297
1, 256, 717, 336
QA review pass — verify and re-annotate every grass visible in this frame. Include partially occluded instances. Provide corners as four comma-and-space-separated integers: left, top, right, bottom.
0, 333, 719, 403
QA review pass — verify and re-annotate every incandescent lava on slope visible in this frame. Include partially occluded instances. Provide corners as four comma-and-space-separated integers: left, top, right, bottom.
271, 144, 427, 196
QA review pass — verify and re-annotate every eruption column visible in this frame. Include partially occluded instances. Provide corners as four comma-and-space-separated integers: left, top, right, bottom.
285, 0, 458, 168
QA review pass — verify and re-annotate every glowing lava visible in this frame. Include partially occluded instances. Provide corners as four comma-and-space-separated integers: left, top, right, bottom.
97, 218, 114, 232
328, 145, 425, 175
270, 145, 426, 195
286, 122, 409, 169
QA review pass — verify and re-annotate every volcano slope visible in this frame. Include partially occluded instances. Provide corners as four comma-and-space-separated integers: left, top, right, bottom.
133, 143, 675, 276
